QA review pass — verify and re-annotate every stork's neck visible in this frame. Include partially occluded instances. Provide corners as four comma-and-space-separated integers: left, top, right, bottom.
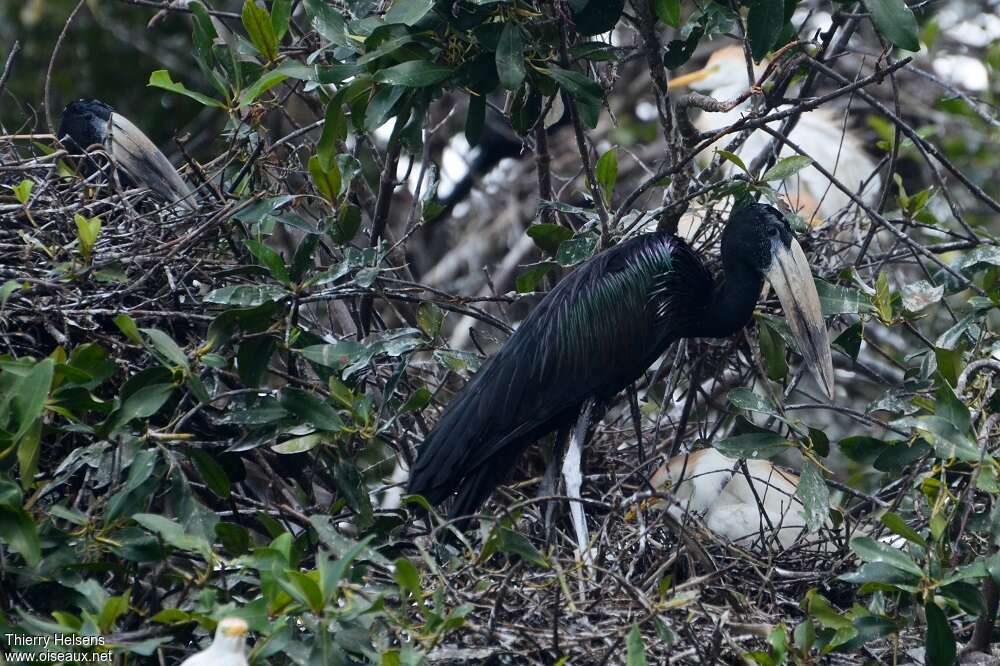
696, 258, 763, 339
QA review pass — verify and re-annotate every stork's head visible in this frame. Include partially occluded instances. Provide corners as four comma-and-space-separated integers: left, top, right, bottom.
725, 203, 836, 399
667, 45, 763, 96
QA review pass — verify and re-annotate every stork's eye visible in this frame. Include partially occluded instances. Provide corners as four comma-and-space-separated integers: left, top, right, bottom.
767, 226, 779, 238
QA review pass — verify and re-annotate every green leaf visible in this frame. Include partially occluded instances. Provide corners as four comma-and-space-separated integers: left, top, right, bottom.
891, 415, 979, 461
758, 320, 787, 381
309, 154, 342, 203
133, 513, 212, 558
140, 328, 189, 371
747, 0, 785, 61
497, 526, 548, 568
570, 0, 625, 35
271, 433, 324, 454
73, 213, 101, 261
516, 263, 555, 293
279, 387, 344, 432
12, 358, 54, 443
834, 323, 862, 361
238, 68, 290, 107
546, 67, 603, 106
400, 387, 431, 413
595, 148, 618, 204
814, 280, 873, 316
924, 602, 955, 666
527, 224, 574, 255
654, 0, 681, 27
416, 302, 445, 339
242, 0, 278, 61
556, 236, 597, 267
204, 283, 288, 306
839, 561, 920, 586
373, 61, 453, 87
714, 432, 789, 459
0, 279, 23, 308
13, 179, 33, 205
271, 0, 292, 40
384, 0, 434, 26
717, 149, 749, 174
727, 387, 776, 415
879, 513, 927, 548
497, 22, 526, 91
760, 156, 813, 182
188, 449, 231, 499
874, 270, 893, 322
148, 70, 226, 108
303, 0, 349, 47
244, 239, 291, 284
863, 0, 920, 51
109, 384, 175, 432
0, 503, 41, 567
795, 461, 829, 532
849, 536, 923, 576
626, 624, 647, 666
394, 557, 421, 597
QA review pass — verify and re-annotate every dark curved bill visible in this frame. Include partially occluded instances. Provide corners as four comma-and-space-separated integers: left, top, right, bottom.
765, 237, 835, 399
109, 112, 196, 211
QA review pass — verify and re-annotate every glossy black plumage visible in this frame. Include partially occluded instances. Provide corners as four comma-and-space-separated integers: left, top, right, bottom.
58, 99, 115, 158
408, 203, 833, 522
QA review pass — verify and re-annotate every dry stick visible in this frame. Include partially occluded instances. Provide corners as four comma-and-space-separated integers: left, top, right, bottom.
44, 0, 88, 135
114, 0, 241, 18
533, 121, 556, 227
554, 3, 610, 246
358, 136, 403, 335
0, 40, 20, 99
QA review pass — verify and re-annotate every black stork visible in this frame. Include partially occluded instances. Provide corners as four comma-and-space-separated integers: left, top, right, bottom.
408, 202, 835, 544
58, 99, 196, 211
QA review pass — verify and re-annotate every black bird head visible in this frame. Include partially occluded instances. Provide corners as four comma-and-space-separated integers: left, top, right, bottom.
724, 202, 835, 399
58, 99, 115, 157
58, 98, 196, 211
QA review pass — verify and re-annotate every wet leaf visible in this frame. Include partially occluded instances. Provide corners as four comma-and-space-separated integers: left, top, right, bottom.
850, 536, 923, 576
747, 0, 784, 61
374, 61, 453, 87
901, 280, 943, 312
864, 0, 920, 51
654, 0, 680, 27
148, 70, 225, 108
924, 602, 956, 666
497, 22, 526, 90
796, 461, 829, 532
595, 148, 618, 204
715, 432, 789, 459
760, 156, 813, 182
626, 624, 647, 666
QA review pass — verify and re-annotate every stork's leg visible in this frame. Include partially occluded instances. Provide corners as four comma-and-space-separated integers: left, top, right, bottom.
541, 426, 570, 542
563, 398, 595, 568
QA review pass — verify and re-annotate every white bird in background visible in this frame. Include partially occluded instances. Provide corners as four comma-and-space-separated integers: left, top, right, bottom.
669, 45, 882, 222
632, 447, 817, 550
180, 617, 249, 666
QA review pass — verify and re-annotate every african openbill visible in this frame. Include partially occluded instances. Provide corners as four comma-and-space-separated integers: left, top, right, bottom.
408, 202, 835, 539
58, 98, 196, 210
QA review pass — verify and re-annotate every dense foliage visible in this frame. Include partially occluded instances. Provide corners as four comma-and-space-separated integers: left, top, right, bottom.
0, 0, 997, 663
